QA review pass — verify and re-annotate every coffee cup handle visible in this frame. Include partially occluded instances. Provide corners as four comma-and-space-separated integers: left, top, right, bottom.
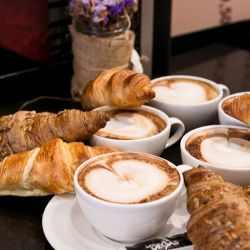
218, 84, 230, 97
177, 164, 193, 174
165, 117, 185, 148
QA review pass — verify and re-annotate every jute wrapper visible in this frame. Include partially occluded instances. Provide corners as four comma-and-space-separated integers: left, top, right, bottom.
70, 25, 135, 99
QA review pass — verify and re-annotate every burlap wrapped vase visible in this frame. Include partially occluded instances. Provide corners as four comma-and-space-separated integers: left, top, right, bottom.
70, 25, 135, 99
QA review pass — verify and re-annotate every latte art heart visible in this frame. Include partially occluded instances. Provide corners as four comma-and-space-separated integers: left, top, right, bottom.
78, 153, 180, 204
96, 110, 166, 140
201, 137, 250, 168
84, 160, 168, 203
153, 78, 218, 105
186, 128, 250, 169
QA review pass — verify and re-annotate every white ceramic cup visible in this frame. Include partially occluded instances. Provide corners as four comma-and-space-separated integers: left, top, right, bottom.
90, 105, 185, 156
180, 124, 250, 186
149, 75, 230, 131
74, 151, 192, 243
218, 91, 250, 128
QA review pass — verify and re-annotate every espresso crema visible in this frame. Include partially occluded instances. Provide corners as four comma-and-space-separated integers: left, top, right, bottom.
95, 109, 166, 140
78, 152, 180, 204
153, 78, 218, 105
185, 128, 250, 169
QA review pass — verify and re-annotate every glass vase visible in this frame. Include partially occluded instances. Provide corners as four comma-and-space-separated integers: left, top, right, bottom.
74, 16, 130, 37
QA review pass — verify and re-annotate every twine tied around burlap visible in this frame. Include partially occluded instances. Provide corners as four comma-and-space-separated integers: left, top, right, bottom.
70, 25, 135, 100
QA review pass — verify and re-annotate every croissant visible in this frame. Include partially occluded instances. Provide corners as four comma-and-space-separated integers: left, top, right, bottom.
81, 68, 155, 109
184, 167, 250, 250
0, 109, 109, 160
0, 138, 117, 196
223, 93, 250, 125
243, 185, 250, 196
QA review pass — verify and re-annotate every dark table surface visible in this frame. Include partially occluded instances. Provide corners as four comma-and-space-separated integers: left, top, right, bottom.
0, 43, 250, 250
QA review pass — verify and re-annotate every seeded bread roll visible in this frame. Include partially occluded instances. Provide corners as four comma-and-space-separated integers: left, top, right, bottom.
0, 109, 109, 160
184, 167, 250, 250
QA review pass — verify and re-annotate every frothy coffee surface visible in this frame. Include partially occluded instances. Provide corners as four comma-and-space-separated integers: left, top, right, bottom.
78, 152, 180, 204
96, 109, 166, 140
153, 78, 218, 105
186, 128, 250, 169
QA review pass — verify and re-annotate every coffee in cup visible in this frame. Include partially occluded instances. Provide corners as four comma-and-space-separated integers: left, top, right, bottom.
185, 127, 250, 169
74, 151, 191, 242
77, 152, 180, 204
149, 75, 230, 130
180, 125, 250, 185
96, 109, 166, 140
90, 105, 185, 156
153, 77, 218, 105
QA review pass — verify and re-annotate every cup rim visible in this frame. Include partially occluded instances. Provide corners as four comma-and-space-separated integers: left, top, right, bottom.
218, 91, 250, 127
74, 151, 184, 209
92, 105, 174, 142
151, 75, 225, 107
180, 124, 250, 172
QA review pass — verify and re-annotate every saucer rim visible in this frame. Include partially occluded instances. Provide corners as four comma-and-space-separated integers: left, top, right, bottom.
42, 193, 192, 250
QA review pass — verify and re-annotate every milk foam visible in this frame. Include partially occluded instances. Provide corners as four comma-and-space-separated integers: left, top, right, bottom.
98, 112, 159, 139
84, 159, 169, 203
154, 80, 216, 105
201, 136, 250, 168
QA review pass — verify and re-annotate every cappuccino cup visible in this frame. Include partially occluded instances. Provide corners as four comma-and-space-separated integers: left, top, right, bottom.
218, 91, 250, 128
149, 75, 230, 130
180, 125, 250, 185
74, 151, 192, 242
90, 105, 185, 155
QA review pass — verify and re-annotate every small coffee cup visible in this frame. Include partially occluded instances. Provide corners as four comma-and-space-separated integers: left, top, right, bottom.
74, 151, 192, 242
89, 105, 185, 155
180, 124, 250, 186
149, 75, 230, 131
218, 91, 250, 128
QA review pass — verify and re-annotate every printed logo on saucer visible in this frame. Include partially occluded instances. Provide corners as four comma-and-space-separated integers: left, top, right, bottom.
145, 239, 179, 250
126, 233, 192, 250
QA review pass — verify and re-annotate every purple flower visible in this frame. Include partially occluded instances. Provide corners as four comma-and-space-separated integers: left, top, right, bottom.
102, 0, 122, 6
92, 4, 108, 23
81, 0, 89, 4
103, 16, 109, 25
69, 0, 76, 10
107, 2, 124, 17
124, 0, 135, 6
94, 4, 107, 13
69, 0, 137, 25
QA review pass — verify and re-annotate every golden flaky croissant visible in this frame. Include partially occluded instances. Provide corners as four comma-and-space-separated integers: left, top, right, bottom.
243, 185, 250, 196
0, 138, 117, 196
81, 68, 155, 109
0, 109, 109, 160
223, 93, 250, 125
184, 167, 250, 250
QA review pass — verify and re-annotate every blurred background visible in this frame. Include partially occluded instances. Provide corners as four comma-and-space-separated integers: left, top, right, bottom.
0, 0, 250, 106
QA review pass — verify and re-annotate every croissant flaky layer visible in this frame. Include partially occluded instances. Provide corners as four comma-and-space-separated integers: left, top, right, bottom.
0, 138, 117, 196
223, 93, 250, 125
184, 167, 250, 250
0, 109, 109, 160
81, 68, 155, 109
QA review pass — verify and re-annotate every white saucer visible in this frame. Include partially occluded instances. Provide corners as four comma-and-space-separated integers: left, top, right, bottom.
42, 193, 192, 250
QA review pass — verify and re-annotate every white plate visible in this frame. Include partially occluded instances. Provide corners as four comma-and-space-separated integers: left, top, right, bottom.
42, 193, 193, 250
